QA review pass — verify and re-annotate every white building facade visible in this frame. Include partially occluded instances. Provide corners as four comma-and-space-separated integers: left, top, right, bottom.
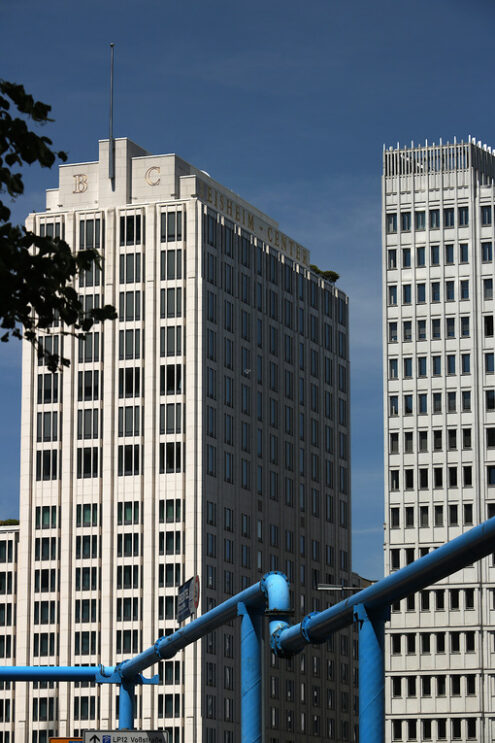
2, 139, 355, 743
383, 140, 495, 742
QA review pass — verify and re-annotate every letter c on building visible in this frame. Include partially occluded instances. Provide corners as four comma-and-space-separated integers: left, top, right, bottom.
145, 166, 160, 186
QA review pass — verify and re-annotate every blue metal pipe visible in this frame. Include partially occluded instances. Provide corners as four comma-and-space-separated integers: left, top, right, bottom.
354, 604, 388, 743
120, 573, 289, 679
272, 515, 495, 655
262, 571, 291, 639
119, 679, 135, 730
0, 666, 105, 682
239, 603, 262, 743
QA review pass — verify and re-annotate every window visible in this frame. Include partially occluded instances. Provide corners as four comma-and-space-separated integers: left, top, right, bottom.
404, 395, 413, 415
461, 354, 471, 374
38, 411, 59, 442
416, 246, 425, 266
118, 445, 141, 476
401, 212, 411, 231
486, 353, 495, 374
388, 249, 397, 268
120, 213, 143, 246
444, 207, 454, 227
429, 209, 440, 228
485, 315, 494, 337
434, 468, 443, 488
447, 392, 456, 412
386, 213, 397, 233
482, 242, 493, 262
118, 329, 140, 360
445, 243, 454, 263
417, 319, 426, 340
76, 448, 99, 479
415, 211, 425, 230
389, 322, 398, 342
418, 394, 427, 414
38, 373, 60, 404
480, 203, 493, 227
460, 280, 469, 300
445, 280, 454, 301
403, 321, 412, 341
433, 393, 442, 413
431, 318, 440, 339
431, 245, 439, 265
460, 316, 470, 337
484, 278, 493, 300
402, 248, 411, 267
431, 282, 440, 302
35, 451, 59, 481
402, 284, 411, 304
458, 206, 469, 226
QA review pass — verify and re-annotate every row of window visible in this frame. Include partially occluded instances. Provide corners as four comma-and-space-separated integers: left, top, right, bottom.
391, 388, 495, 416
389, 426, 491, 454
389, 465, 473, 490
389, 349, 482, 379
391, 717, 476, 742
389, 308, 494, 343
387, 240, 494, 269
390, 630, 476, 655
207, 410, 342, 458
205, 444, 346, 491
206, 368, 344, 422
389, 389, 473, 417
205, 258, 344, 325
388, 278, 471, 305
386, 206, 469, 234
390, 503, 474, 529
207, 291, 342, 347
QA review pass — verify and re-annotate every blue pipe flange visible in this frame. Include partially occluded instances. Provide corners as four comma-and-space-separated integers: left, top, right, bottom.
153, 640, 163, 660
270, 626, 297, 658
301, 612, 325, 644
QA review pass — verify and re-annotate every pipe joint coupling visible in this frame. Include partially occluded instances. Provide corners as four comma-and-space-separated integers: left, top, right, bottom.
270, 627, 293, 658
301, 612, 323, 644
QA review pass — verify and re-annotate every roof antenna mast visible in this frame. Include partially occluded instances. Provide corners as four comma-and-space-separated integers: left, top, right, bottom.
109, 43, 115, 185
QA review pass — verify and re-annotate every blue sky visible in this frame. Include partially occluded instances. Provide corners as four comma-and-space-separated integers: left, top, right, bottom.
1, 0, 494, 578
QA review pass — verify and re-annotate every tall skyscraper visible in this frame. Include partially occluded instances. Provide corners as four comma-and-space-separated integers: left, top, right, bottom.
0, 138, 355, 743
383, 138, 495, 742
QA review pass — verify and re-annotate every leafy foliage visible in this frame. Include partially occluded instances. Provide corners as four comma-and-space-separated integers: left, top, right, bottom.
0, 80, 116, 371
309, 264, 339, 283
0, 519, 19, 526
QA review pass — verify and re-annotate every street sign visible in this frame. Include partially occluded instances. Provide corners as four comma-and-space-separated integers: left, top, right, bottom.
177, 575, 200, 622
83, 732, 168, 743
